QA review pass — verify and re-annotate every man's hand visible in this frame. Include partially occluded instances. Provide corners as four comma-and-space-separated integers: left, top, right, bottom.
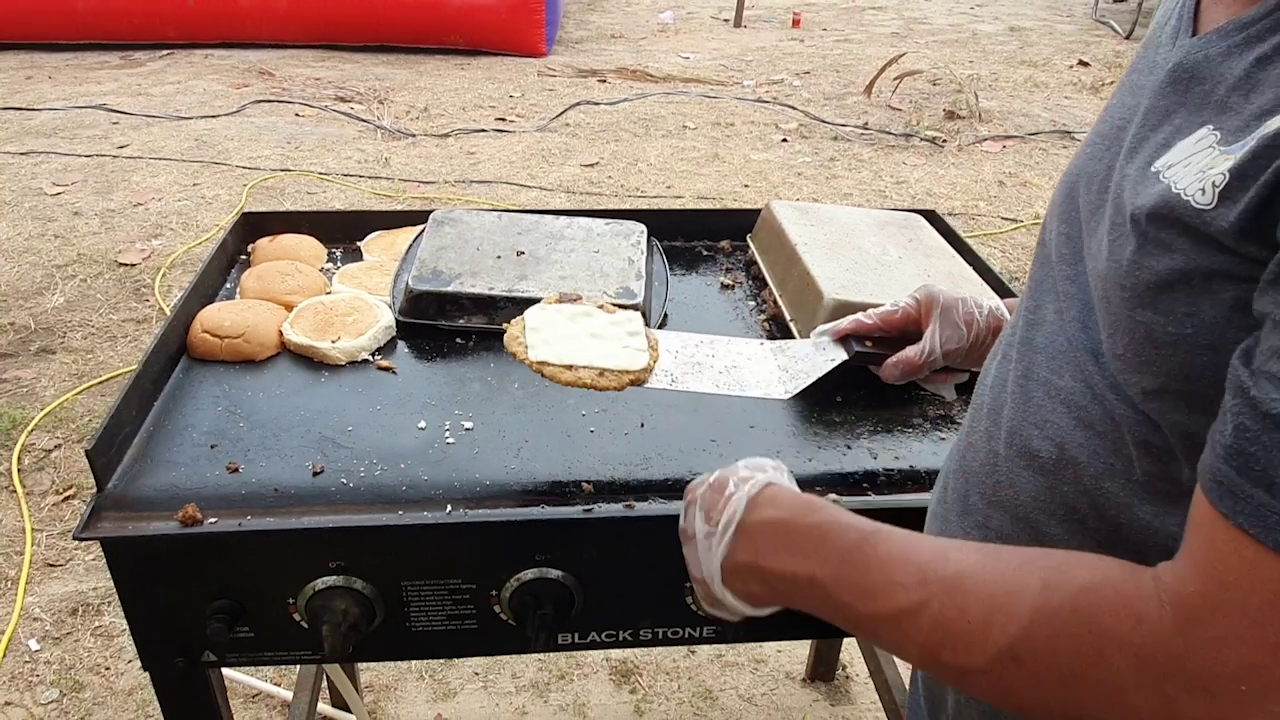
678, 457, 801, 622
812, 284, 1012, 399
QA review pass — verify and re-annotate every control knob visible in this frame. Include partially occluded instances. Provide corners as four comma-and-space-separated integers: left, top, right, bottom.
499, 568, 583, 652
296, 576, 385, 660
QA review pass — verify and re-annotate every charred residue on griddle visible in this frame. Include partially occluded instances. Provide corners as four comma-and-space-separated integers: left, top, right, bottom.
374, 359, 397, 373
175, 503, 204, 527
622, 501, 637, 510
209, 443, 218, 450
515, 250, 526, 257
310, 462, 325, 477
556, 292, 584, 303
225, 461, 242, 474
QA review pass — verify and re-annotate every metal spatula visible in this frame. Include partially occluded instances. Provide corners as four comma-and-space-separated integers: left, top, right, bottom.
642, 330, 925, 399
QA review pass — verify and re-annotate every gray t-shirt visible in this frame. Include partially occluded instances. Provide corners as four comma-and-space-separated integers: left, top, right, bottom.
908, 0, 1280, 717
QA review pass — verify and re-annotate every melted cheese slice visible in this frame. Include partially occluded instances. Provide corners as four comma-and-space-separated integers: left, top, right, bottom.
523, 303, 650, 371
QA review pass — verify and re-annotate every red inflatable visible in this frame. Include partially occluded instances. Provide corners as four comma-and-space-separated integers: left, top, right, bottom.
1, 0, 563, 57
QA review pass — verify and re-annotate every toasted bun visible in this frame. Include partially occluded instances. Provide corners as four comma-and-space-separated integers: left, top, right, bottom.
249, 233, 328, 269
282, 292, 396, 365
237, 260, 330, 310
331, 261, 396, 306
359, 225, 421, 263
186, 299, 289, 363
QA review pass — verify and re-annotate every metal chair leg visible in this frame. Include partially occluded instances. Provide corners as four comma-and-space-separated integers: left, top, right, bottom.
1091, 0, 1145, 39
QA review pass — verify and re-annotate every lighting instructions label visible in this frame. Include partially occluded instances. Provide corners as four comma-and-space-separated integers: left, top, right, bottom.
401, 579, 480, 632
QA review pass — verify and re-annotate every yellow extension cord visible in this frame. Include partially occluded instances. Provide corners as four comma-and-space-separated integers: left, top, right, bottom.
0, 175, 1040, 663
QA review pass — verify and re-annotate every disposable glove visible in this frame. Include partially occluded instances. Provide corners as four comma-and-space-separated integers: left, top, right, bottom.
678, 457, 800, 622
811, 284, 1010, 400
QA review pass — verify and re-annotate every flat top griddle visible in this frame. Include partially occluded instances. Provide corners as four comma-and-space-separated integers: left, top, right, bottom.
77, 209, 1015, 540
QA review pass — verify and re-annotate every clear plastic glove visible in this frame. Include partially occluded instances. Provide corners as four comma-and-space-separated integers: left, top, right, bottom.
811, 284, 1010, 400
678, 457, 800, 622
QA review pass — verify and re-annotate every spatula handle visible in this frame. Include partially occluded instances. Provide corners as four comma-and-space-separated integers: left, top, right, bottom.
837, 336, 969, 376
837, 335, 913, 366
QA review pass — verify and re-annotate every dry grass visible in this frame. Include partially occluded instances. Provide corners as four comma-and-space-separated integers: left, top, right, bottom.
0, 0, 1148, 715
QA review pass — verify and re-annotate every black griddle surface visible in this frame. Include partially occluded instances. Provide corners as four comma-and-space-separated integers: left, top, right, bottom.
82, 209, 1013, 535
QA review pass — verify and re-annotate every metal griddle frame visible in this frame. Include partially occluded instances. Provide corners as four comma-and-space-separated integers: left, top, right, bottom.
77, 207, 1017, 720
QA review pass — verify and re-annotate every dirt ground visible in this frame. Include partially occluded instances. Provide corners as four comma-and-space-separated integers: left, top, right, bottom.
0, 0, 1150, 716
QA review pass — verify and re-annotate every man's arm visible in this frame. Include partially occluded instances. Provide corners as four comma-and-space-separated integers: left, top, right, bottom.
1002, 297, 1019, 315
726, 485, 1279, 719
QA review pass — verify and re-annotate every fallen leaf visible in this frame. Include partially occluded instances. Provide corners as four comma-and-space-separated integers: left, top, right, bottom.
114, 140, 132, 149
28, 435, 63, 452
2, 369, 38, 382
44, 557, 70, 568
578, 157, 601, 167
115, 244, 153, 266
1074, 58, 1093, 68
129, 191, 163, 206
49, 174, 83, 187
677, 52, 698, 60
41, 184, 67, 196
48, 488, 76, 505
979, 137, 1022, 153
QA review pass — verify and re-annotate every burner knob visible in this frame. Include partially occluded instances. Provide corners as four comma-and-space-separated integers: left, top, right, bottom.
205, 600, 245, 645
500, 568, 582, 652
296, 576, 385, 660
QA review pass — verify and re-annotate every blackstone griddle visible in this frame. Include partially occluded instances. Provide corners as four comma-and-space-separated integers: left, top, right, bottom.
72, 208, 1016, 719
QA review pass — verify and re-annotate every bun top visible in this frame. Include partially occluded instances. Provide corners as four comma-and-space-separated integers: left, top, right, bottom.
186, 299, 289, 362
332, 261, 396, 303
238, 260, 330, 310
360, 225, 421, 263
249, 233, 328, 269
285, 292, 387, 342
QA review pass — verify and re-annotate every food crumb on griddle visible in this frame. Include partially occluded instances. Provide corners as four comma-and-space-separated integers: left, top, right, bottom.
175, 503, 204, 527
556, 292, 584, 303
622, 501, 636, 510
717, 239, 733, 252
718, 273, 742, 289
310, 462, 325, 477
225, 461, 242, 474
460, 421, 474, 431
416, 420, 427, 430
374, 359, 397, 373
581, 482, 595, 494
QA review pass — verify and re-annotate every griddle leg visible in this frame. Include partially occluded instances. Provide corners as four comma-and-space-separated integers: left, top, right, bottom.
148, 661, 234, 720
805, 638, 907, 720
287, 665, 325, 720
326, 663, 362, 712
804, 638, 844, 682
857, 640, 908, 720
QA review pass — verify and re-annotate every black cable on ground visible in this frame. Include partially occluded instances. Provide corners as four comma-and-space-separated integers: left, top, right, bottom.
0, 147, 1031, 223
0, 93, 1085, 148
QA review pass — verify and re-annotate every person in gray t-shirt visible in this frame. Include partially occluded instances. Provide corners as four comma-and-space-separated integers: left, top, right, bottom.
675, 0, 1280, 717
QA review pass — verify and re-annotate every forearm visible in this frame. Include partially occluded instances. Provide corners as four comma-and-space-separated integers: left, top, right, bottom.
728, 491, 1191, 720
1003, 297, 1019, 315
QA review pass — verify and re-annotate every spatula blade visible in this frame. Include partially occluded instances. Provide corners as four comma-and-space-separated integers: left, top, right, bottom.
643, 330, 850, 399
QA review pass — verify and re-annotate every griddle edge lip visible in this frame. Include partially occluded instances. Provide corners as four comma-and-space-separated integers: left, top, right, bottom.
76, 207, 1014, 540
72, 491, 932, 541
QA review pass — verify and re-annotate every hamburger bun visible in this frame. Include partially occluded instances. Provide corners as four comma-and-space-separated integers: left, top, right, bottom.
282, 292, 396, 365
237, 260, 330, 310
359, 225, 421, 263
331, 260, 396, 306
248, 233, 328, 269
186, 299, 289, 363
